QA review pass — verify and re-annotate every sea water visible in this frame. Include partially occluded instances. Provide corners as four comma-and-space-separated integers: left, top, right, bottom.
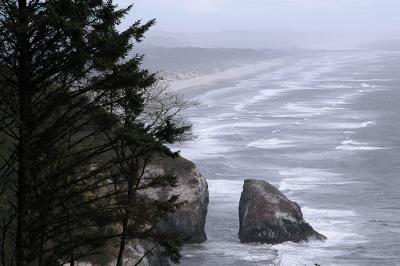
175, 51, 400, 266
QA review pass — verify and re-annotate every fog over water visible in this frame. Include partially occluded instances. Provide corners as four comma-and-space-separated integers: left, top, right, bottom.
118, 0, 400, 49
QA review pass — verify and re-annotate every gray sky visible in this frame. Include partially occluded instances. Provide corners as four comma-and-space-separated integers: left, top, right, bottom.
117, 0, 400, 48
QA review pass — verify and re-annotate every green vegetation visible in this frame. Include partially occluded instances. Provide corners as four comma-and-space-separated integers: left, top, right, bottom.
0, 0, 190, 265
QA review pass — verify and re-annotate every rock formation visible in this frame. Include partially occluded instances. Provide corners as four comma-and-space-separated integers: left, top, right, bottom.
147, 155, 209, 243
238, 179, 326, 244
131, 155, 209, 265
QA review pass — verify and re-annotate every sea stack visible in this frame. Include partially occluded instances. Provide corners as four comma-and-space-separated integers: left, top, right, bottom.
238, 179, 326, 244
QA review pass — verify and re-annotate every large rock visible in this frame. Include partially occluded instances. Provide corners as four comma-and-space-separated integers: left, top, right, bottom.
148, 155, 209, 243
78, 156, 208, 266
127, 155, 208, 265
238, 179, 326, 244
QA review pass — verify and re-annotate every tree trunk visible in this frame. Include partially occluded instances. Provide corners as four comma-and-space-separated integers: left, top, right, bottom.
116, 170, 135, 266
16, 0, 32, 265
16, 86, 31, 266
116, 212, 128, 266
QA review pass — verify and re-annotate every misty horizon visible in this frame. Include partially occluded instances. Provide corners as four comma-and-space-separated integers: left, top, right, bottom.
117, 0, 400, 50
139, 29, 400, 50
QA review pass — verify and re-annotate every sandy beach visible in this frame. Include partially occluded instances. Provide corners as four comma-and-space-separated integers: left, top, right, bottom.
169, 58, 285, 93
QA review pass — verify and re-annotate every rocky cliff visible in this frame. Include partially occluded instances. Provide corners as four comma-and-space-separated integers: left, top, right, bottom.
130, 155, 209, 265
238, 179, 325, 244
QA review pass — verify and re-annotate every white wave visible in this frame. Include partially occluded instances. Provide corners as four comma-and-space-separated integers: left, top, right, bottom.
281, 81, 316, 91
319, 84, 353, 89
177, 138, 233, 160
360, 82, 381, 89
271, 113, 314, 118
278, 168, 339, 177
247, 138, 294, 149
389, 228, 400, 233
362, 121, 375, 127
285, 102, 343, 117
286, 103, 317, 113
340, 92, 357, 98
273, 203, 365, 266
300, 207, 362, 242
361, 83, 372, 88
278, 168, 342, 191
302, 207, 357, 218
341, 140, 368, 145
336, 145, 387, 151
336, 139, 388, 151
315, 121, 375, 129
231, 121, 279, 128
371, 78, 396, 81
279, 177, 320, 191
323, 99, 347, 106
194, 85, 238, 102
234, 89, 285, 111
290, 121, 303, 126
340, 78, 390, 82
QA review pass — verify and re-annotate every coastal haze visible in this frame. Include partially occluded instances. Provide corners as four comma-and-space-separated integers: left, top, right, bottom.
122, 0, 400, 50
119, 0, 400, 265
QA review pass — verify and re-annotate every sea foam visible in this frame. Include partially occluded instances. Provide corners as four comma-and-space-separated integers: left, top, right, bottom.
247, 138, 294, 149
336, 139, 388, 151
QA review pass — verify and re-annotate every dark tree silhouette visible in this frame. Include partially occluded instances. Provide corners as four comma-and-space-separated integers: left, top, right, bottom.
0, 0, 191, 265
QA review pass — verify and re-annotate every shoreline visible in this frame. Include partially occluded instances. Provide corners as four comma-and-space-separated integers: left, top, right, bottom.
167, 57, 287, 96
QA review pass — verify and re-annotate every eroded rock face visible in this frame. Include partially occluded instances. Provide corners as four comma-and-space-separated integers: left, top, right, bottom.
128, 240, 170, 266
78, 156, 208, 266
238, 179, 326, 244
147, 155, 209, 243
127, 156, 209, 265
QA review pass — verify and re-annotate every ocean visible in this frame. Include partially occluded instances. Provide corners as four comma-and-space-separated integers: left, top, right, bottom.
175, 51, 400, 266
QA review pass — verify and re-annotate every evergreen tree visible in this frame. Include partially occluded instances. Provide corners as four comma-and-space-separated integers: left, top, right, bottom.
98, 84, 191, 266
0, 0, 191, 265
